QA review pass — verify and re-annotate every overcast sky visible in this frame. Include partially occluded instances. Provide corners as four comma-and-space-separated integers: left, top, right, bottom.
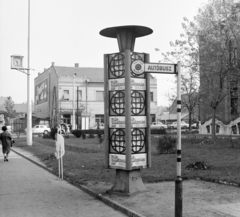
0, 0, 207, 106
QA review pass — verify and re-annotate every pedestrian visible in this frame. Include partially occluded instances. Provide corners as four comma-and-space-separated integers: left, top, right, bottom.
0, 126, 13, 162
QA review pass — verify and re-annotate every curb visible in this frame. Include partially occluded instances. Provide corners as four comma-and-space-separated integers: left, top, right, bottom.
10, 148, 145, 217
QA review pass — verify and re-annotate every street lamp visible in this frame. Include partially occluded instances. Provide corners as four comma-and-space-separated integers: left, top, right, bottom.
11, 55, 32, 146
10, 0, 32, 146
72, 73, 77, 130
84, 75, 90, 129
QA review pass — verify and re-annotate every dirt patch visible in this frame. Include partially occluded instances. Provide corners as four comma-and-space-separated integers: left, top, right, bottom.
86, 180, 240, 217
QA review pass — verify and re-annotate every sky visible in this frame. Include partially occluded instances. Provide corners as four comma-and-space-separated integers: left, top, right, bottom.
0, 0, 207, 106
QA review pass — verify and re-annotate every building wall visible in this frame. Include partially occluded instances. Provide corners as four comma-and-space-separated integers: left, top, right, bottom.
34, 65, 158, 129
34, 70, 50, 119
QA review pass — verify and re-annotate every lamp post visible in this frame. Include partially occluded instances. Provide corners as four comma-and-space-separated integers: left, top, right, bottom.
10, 0, 32, 146
72, 73, 76, 130
84, 75, 90, 129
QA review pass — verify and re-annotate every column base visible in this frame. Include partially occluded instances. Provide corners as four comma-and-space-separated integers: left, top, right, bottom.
107, 169, 147, 195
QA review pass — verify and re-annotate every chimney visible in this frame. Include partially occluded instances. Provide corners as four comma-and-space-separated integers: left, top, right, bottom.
52, 62, 55, 66
75, 63, 79, 67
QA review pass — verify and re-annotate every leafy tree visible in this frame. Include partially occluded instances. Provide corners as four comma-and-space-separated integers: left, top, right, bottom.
4, 96, 17, 122
159, 0, 240, 140
158, 17, 200, 130
196, 0, 240, 140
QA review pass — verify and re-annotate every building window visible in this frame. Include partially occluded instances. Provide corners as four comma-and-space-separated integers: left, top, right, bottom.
76, 90, 82, 101
96, 91, 104, 101
150, 92, 154, 101
63, 90, 69, 101
150, 114, 155, 123
95, 114, 104, 123
63, 114, 71, 124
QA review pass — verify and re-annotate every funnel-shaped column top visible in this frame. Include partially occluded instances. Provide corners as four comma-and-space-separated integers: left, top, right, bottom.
100, 25, 153, 52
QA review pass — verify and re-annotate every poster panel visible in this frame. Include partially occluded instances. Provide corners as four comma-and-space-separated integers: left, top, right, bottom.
109, 116, 146, 128
109, 153, 147, 169
109, 78, 125, 91
131, 78, 146, 90
35, 78, 48, 105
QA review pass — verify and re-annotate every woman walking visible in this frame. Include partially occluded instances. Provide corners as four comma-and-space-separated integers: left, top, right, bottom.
0, 126, 13, 162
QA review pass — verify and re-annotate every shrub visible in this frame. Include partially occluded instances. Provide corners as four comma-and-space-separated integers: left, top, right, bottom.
156, 135, 176, 154
88, 130, 95, 138
72, 130, 82, 138
151, 128, 167, 135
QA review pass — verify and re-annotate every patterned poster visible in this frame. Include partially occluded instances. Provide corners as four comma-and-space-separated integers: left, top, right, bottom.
109, 78, 125, 91
109, 153, 147, 168
109, 116, 146, 128
35, 79, 48, 105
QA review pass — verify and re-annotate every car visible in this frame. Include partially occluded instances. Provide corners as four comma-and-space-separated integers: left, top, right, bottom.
150, 122, 167, 129
91, 123, 104, 130
191, 123, 199, 129
170, 121, 188, 129
25, 125, 51, 134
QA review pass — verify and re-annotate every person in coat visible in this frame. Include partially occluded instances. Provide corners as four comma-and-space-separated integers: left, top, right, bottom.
0, 126, 13, 162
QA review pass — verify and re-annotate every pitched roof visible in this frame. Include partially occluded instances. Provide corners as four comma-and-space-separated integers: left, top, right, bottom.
0, 103, 30, 113
53, 66, 104, 82
14, 103, 28, 113
53, 65, 156, 83
159, 113, 189, 121
0, 97, 7, 106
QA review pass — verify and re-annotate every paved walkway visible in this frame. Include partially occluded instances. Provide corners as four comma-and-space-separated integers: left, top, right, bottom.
0, 148, 126, 217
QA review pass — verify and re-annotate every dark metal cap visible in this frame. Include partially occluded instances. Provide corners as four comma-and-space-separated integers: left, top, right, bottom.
99, 25, 153, 38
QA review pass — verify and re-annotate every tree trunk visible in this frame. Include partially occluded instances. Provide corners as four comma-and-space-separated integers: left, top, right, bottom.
189, 111, 192, 131
211, 107, 216, 141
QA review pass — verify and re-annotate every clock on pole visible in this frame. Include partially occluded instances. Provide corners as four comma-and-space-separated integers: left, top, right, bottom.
11, 55, 24, 69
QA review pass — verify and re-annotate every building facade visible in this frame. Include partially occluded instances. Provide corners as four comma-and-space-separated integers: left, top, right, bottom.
34, 63, 158, 129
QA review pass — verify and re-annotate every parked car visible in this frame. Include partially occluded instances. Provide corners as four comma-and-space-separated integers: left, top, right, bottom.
170, 121, 188, 129
191, 122, 199, 129
91, 123, 104, 130
150, 122, 167, 129
25, 125, 51, 134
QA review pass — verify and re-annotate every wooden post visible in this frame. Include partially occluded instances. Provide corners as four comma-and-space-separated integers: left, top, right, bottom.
175, 61, 182, 217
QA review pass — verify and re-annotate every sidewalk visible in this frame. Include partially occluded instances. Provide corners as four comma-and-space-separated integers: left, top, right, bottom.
0, 147, 126, 217
2, 146, 240, 217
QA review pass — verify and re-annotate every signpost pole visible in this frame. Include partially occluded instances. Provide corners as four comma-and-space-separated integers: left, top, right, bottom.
175, 61, 182, 217
27, 0, 32, 146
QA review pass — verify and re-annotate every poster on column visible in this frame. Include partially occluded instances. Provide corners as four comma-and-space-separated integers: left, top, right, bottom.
109, 153, 147, 169
109, 116, 146, 128
109, 78, 125, 91
131, 78, 146, 90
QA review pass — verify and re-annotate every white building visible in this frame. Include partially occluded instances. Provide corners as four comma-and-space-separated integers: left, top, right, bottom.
34, 63, 158, 129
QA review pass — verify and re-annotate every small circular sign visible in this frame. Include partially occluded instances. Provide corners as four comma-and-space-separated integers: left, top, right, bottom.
131, 60, 144, 75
